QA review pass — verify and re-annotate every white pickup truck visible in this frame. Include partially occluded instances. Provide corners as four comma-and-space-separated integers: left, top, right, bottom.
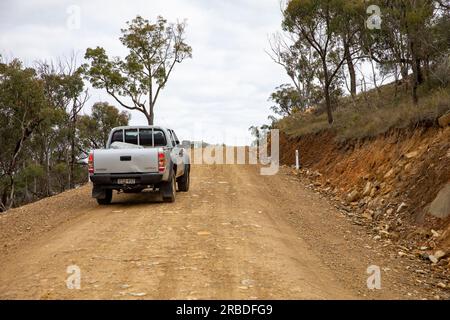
88, 126, 190, 204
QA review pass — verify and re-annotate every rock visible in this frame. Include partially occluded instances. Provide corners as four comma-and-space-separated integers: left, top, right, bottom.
429, 255, 439, 264
415, 269, 427, 274
386, 208, 394, 215
404, 163, 412, 172
241, 279, 255, 287
405, 151, 419, 159
397, 202, 408, 213
362, 210, 373, 220
362, 182, 372, 197
370, 187, 377, 197
434, 250, 446, 260
359, 198, 368, 207
384, 169, 395, 179
128, 292, 147, 297
373, 209, 383, 219
437, 282, 447, 289
438, 112, 450, 127
347, 190, 360, 203
429, 183, 450, 219
431, 229, 440, 238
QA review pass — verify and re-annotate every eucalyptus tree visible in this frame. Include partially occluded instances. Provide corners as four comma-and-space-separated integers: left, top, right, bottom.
0, 60, 55, 210
282, 0, 365, 124
83, 15, 192, 125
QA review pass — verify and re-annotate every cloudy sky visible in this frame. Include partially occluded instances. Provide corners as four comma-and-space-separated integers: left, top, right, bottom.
0, 0, 291, 145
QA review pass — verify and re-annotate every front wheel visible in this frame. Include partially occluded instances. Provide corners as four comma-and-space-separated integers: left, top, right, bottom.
177, 165, 190, 192
96, 189, 112, 205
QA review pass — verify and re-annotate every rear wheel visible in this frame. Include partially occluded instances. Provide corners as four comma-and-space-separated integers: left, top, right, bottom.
161, 173, 176, 203
96, 189, 112, 205
177, 165, 190, 192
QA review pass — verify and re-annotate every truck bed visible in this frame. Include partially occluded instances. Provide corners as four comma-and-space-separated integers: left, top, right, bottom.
92, 148, 160, 174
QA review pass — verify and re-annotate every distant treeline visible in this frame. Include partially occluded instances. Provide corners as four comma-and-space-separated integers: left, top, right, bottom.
267, 0, 450, 124
0, 56, 129, 211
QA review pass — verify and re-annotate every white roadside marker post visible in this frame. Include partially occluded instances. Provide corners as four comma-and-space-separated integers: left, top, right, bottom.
295, 149, 300, 170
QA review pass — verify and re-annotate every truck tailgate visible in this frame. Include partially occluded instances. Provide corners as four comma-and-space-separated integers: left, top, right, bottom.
93, 149, 159, 174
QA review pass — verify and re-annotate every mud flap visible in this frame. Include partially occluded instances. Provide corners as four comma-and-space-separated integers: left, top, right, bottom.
92, 186, 107, 199
160, 169, 176, 199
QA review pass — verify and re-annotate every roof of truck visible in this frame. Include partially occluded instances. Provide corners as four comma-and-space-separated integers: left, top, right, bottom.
112, 126, 170, 130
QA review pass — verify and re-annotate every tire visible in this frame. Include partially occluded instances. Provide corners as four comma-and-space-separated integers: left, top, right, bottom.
97, 189, 112, 205
161, 173, 176, 203
177, 165, 190, 192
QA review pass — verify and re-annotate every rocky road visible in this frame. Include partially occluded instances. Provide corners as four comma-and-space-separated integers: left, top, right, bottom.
0, 163, 446, 299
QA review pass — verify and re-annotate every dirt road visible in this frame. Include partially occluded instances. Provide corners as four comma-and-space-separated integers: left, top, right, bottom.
0, 164, 444, 299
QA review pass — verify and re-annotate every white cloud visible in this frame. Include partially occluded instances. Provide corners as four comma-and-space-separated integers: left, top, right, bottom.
0, 0, 291, 145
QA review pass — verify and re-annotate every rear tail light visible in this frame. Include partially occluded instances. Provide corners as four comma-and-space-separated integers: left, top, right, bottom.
158, 151, 166, 173
88, 153, 94, 174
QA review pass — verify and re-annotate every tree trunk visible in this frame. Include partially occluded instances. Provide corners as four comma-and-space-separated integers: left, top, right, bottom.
409, 39, 421, 105
411, 59, 420, 105
344, 43, 357, 97
46, 145, 51, 196
424, 57, 430, 83
69, 115, 76, 189
400, 64, 409, 92
412, 81, 419, 105
324, 84, 334, 124
148, 103, 154, 125
6, 176, 15, 210
1, 190, 7, 212
322, 57, 334, 125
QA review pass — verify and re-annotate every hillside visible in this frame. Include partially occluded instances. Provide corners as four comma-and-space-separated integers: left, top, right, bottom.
276, 84, 450, 276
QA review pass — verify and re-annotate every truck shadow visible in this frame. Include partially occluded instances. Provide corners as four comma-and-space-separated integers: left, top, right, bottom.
109, 190, 164, 205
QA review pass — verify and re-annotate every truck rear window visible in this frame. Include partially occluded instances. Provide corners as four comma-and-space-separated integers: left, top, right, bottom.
153, 130, 166, 146
124, 129, 138, 145
139, 129, 152, 147
111, 130, 123, 143
110, 128, 167, 147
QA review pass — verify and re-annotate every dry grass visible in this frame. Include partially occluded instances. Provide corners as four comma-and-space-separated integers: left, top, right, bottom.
278, 84, 450, 141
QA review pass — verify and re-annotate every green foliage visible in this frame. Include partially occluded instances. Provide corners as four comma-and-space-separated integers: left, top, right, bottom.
78, 102, 130, 151
281, 0, 365, 124
14, 164, 44, 191
278, 85, 450, 141
0, 60, 48, 172
0, 58, 129, 210
0, 59, 57, 208
83, 15, 192, 125
269, 84, 304, 116
271, 0, 450, 142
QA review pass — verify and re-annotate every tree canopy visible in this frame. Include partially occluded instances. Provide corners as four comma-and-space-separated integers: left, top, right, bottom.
83, 15, 192, 125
